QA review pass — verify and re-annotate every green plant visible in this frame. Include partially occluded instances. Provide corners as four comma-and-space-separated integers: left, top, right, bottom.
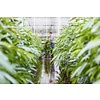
53, 17, 100, 84
43, 39, 52, 57
0, 17, 42, 83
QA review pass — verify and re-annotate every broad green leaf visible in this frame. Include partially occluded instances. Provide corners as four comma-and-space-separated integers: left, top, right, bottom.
78, 40, 100, 57
0, 71, 18, 84
71, 63, 87, 78
86, 67, 96, 75
93, 80, 100, 84
0, 74, 10, 84
91, 21, 100, 33
94, 55, 100, 64
0, 51, 15, 73
82, 19, 94, 31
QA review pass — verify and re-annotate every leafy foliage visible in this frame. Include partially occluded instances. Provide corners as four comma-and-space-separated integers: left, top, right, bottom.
43, 38, 52, 57
53, 17, 100, 84
0, 17, 42, 84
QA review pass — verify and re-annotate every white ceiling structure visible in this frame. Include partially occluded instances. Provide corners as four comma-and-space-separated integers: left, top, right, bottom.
24, 17, 70, 39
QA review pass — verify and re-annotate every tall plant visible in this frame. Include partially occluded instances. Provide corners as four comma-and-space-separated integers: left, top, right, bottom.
0, 17, 42, 83
53, 17, 100, 84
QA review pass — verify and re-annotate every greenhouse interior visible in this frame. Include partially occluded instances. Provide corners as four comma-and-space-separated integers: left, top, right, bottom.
0, 17, 100, 84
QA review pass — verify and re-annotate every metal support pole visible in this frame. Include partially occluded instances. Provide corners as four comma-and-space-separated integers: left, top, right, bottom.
58, 17, 60, 36
34, 17, 35, 33
46, 17, 47, 39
